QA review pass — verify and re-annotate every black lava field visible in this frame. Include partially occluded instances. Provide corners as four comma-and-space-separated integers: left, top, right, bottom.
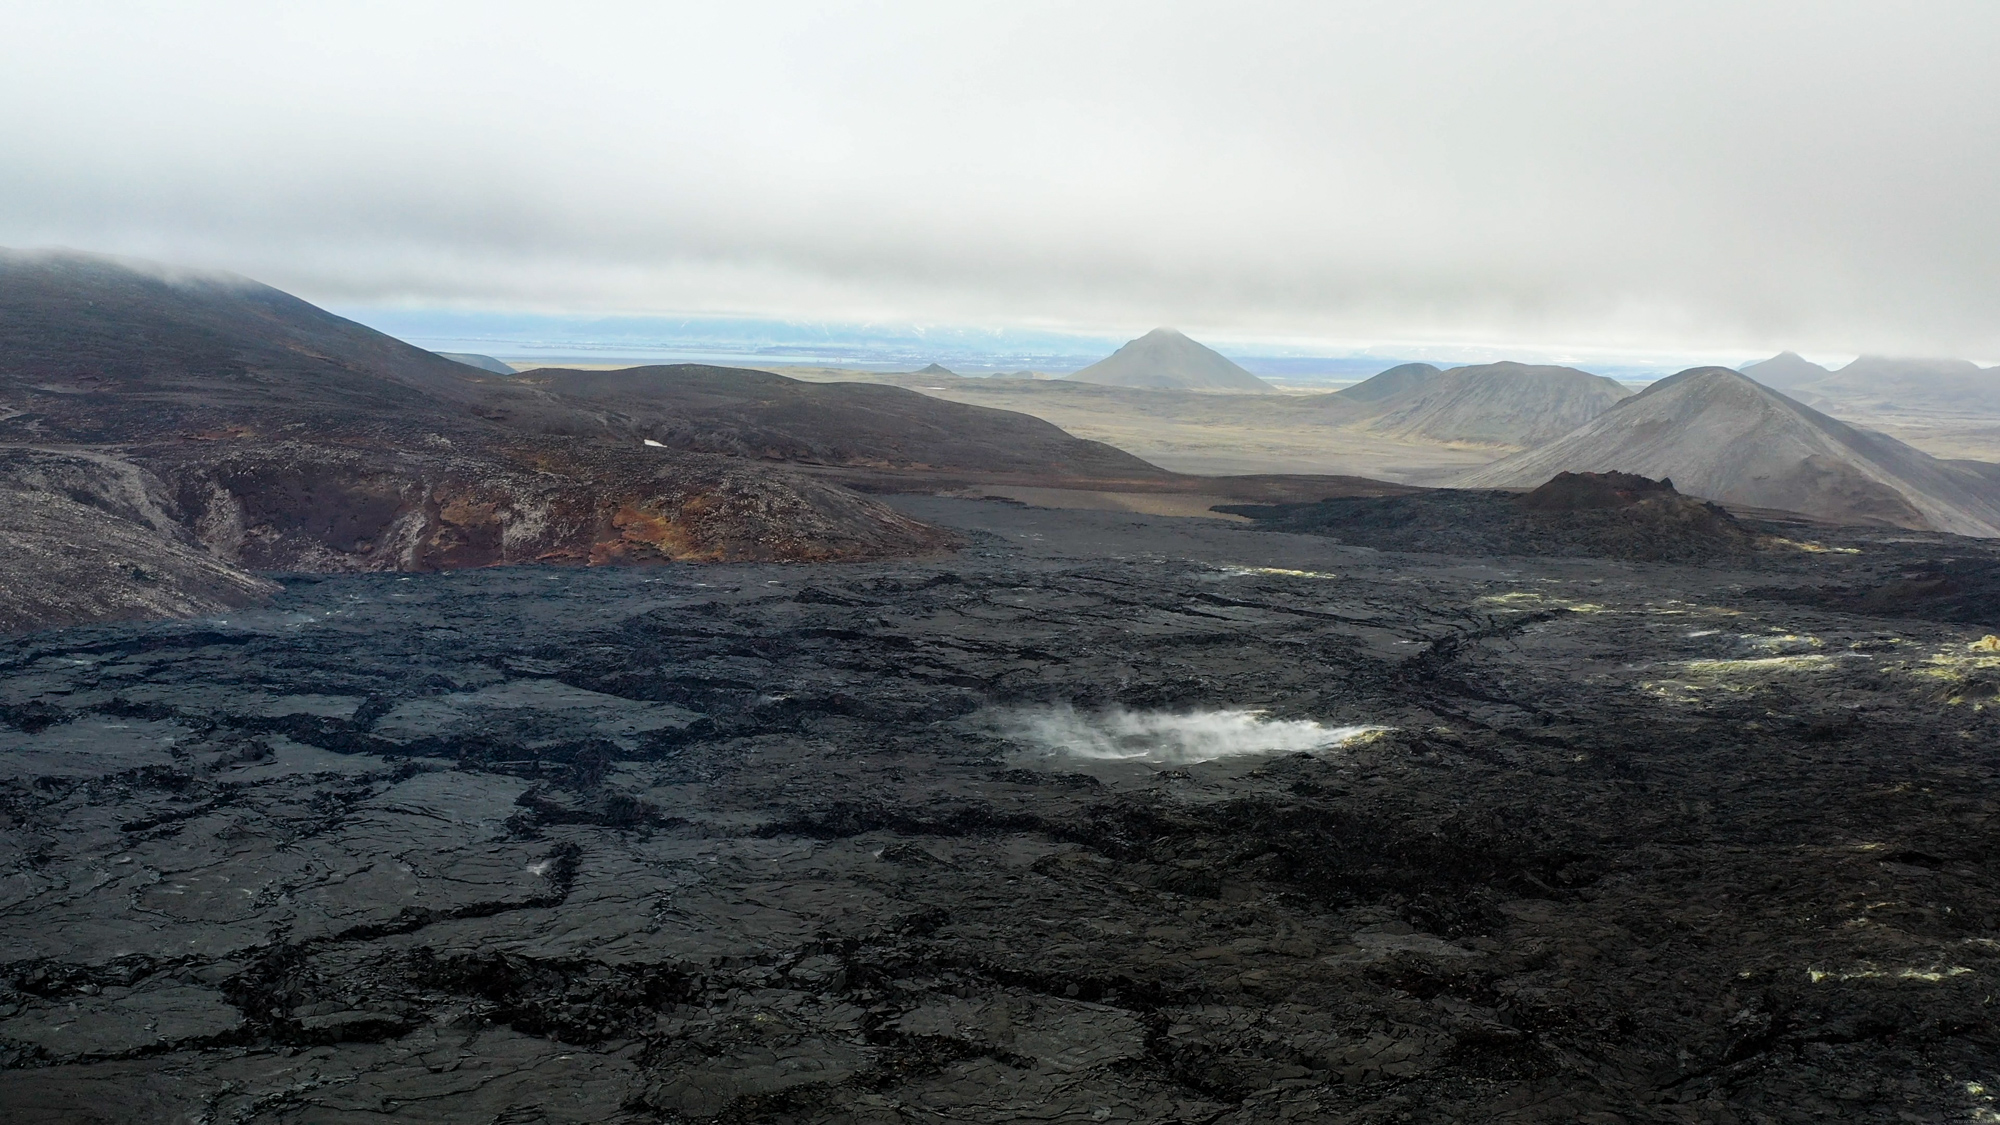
6, 497, 2000, 1124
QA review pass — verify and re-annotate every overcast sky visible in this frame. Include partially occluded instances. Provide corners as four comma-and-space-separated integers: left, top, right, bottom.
3, 1, 1998, 359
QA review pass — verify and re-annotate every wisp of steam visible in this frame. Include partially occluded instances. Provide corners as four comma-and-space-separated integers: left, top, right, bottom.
996, 705, 1386, 766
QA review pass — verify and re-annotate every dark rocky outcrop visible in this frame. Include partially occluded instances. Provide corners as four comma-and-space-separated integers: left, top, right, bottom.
0, 453, 277, 633
129, 439, 955, 571
1517, 469, 1678, 510
1221, 472, 1760, 562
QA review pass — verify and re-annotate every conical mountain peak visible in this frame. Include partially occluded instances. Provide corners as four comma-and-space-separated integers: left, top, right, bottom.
1740, 352, 1833, 392
1064, 328, 1275, 393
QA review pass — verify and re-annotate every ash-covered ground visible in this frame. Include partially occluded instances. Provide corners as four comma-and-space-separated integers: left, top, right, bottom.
5, 497, 2000, 1123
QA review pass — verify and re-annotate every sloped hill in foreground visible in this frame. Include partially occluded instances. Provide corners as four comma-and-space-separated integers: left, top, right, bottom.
0, 250, 976, 627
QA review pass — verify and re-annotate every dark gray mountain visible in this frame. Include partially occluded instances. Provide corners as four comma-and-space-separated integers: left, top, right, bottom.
1457, 366, 2000, 535
1739, 351, 1833, 391
1065, 328, 1276, 393
1744, 352, 2000, 414
435, 351, 517, 375
1820, 356, 2000, 413
1331, 361, 1631, 447
1335, 362, 1443, 403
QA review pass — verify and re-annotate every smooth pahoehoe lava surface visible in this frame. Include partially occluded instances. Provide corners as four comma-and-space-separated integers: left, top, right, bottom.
3, 497, 2000, 1122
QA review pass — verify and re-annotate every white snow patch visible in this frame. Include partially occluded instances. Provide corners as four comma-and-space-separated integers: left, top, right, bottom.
997, 705, 1386, 766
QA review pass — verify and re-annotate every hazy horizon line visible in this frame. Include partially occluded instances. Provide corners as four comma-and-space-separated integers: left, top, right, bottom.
340, 304, 1877, 382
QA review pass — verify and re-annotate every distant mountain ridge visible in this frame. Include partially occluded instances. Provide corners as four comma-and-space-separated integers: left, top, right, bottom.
1331, 360, 1632, 448
1741, 351, 2000, 414
1065, 328, 1276, 393
1456, 366, 2000, 537
1739, 351, 1833, 391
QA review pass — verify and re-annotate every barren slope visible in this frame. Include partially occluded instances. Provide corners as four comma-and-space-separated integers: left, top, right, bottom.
1332, 361, 1631, 447
0, 451, 278, 633
515, 364, 1169, 480
1330, 361, 1441, 404
0, 248, 524, 438
1456, 367, 2000, 535
0, 250, 968, 628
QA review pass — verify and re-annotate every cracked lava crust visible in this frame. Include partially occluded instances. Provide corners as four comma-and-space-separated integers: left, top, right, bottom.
3, 497, 2000, 1123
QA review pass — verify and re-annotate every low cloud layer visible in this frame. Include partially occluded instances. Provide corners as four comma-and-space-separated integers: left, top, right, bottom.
4, 2, 1997, 357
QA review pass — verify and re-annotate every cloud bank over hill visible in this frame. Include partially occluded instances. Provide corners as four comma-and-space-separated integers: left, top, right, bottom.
3, 3, 1998, 357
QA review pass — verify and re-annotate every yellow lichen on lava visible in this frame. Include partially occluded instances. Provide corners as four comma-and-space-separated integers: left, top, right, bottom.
1763, 537, 1861, 554
1806, 964, 1974, 984
1639, 650, 1838, 702
591, 502, 714, 564
1679, 654, 1835, 676
1218, 565, 1341, 580
437, 495, 500, 528
1475, 591, 1606, 614
1907, 643, 2000, 706
1743, 633, 1823, 654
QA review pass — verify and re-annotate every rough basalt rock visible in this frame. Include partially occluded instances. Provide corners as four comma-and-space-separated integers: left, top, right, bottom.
0, 440, 955, 632
1219, 473, 1761, 563
0, 498, 1997, 1121
0, 476, 277, 633
1517, 469, 1679, 510
134, 439, 958, 571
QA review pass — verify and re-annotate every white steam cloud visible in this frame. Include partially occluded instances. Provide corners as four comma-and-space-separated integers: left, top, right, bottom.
997, 705, 1386, 766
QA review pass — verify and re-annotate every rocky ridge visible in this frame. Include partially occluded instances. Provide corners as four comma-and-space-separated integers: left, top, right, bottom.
1220, 471, 1764, 563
